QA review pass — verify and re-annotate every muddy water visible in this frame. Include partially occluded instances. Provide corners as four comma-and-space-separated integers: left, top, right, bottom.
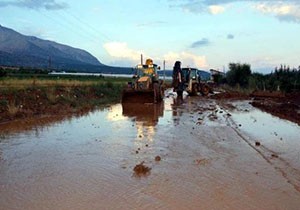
229, 101, 300, 168
1, 91, 300, 210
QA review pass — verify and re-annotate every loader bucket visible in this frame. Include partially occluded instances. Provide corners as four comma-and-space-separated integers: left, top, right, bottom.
121, 90, 155, 104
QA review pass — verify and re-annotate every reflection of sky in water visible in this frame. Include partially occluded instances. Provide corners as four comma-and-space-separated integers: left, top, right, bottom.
231, 108, 300, 143
156, 97, 174, 126
106, 104, 127, 122
135, 122, 155, 142
107, 102, 167, 143
230, 104, 300, 168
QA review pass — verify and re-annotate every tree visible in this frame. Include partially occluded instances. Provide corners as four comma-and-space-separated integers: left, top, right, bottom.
249, 72, 265, 90
226, 63, 251, 88
0, 67, 7, 77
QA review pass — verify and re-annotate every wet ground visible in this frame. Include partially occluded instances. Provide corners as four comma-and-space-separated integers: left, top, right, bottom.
0, 90, 300, 210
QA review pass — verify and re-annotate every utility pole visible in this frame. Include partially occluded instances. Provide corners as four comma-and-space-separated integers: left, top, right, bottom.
141, 54, 143, 65
163, 60, 166, 82
48, 56, 52, 71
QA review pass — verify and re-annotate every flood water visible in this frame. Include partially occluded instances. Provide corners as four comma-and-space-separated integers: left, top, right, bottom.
1, 92, 300, 210
229, 101, 300, 170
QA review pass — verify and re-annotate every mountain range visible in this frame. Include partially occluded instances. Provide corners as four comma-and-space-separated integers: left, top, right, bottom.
0, 25, 133, 73
0, 25, 210, 79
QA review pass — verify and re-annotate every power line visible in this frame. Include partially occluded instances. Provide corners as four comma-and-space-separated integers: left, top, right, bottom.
61, 9, 113, 42
20, 6, 95, 43
26, 0, 114, 44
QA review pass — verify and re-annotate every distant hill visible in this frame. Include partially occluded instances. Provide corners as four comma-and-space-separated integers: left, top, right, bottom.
0, 25, 133, 73
0, 25, 211, 77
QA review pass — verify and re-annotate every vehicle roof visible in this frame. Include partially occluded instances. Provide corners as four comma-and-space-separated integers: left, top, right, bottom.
182, 67, 198, 71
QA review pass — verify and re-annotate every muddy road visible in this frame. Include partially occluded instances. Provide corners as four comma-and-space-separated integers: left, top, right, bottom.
0, 90, 300, 210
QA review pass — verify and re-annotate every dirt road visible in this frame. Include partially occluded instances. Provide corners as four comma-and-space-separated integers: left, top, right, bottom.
0, 90, 299, 210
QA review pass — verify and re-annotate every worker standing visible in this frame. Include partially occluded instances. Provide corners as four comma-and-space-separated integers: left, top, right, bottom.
172, 61, 184, 99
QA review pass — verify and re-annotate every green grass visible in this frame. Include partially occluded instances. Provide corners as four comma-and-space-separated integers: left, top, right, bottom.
0, 74, 128, 122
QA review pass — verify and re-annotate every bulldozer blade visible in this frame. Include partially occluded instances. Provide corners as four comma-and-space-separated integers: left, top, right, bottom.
122, 90, 155, 104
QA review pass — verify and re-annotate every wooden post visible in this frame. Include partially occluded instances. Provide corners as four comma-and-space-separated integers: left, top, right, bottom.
163, 60, 166, 82
141, 54, 143, 65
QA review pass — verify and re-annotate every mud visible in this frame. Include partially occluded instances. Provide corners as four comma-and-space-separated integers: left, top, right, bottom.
0, 89, 300, 210
0, 86, 114, 123
211, 90, 300, 125
209, 90, 250, 100
155, 155, 161, 161
251, 97, 300, 125
133, 161, 152, 176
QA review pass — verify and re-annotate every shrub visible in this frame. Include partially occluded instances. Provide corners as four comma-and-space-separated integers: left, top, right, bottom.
226, 63, 251, 88
0, 68, 7, 77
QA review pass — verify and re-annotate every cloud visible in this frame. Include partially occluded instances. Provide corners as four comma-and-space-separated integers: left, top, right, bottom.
254, 3, 300, 23
103, 41, 207, 69
163, 51, 208, 69
173, 1, 226, 15
208, 5, 225, 14
103, 42, 144, 66
103, 42, 143, 60
175, 1, 207, 14
170, 0, 300, 22
190, 38, 211, 48
227, 34, 234, 39
0, 0, 68, 10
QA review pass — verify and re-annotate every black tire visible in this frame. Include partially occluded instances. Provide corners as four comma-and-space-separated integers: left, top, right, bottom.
190, 84, 198, 96
200, 85, 209, 96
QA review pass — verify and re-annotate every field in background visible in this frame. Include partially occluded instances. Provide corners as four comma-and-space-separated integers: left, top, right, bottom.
0, 74, 129, 123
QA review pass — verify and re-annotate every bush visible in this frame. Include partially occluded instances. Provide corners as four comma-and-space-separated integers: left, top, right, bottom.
0, 68, 7, 77
226, 63, 251, 88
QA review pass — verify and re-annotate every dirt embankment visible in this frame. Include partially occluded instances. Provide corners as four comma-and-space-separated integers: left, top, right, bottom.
210, 90, 300, 125
250, 92, 300, 126
0, 85, 120, 124
209, 90, 251, 100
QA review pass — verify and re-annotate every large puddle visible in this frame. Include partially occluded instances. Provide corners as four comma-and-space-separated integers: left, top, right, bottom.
228, 101, 300, 170
1, 92, 300, 210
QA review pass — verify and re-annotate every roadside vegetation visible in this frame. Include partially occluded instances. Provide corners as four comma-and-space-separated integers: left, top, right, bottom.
210, 63, 300, 125
213, 63, 300, 93
0, 68, 128, 123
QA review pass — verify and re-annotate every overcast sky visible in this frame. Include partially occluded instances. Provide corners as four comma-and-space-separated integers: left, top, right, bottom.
1, 0, 300, 72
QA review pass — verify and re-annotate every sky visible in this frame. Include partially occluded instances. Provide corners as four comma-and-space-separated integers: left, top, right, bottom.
0, 0, 300, 73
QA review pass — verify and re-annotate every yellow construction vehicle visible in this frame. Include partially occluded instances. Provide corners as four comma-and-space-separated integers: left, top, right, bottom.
173, 67, 211, 97
122, 59, 164, 103
182, 67, 211, 96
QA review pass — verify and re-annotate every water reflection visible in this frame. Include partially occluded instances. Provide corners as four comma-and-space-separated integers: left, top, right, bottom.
122, 102, 164, 126
170, 95, 189, 126
230, 101, 300, 170
0, 110, 94, 138
122, 102, 164, 142
0, 116, 66, 138
106, 105, 127, 122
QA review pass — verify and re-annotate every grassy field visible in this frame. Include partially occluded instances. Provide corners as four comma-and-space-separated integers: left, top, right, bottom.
0, 74, 128, 87
0, 74, 129, 122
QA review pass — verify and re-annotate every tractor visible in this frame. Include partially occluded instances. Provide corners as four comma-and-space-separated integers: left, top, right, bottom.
173, 67, 211, 97
122, 59, 164, 103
